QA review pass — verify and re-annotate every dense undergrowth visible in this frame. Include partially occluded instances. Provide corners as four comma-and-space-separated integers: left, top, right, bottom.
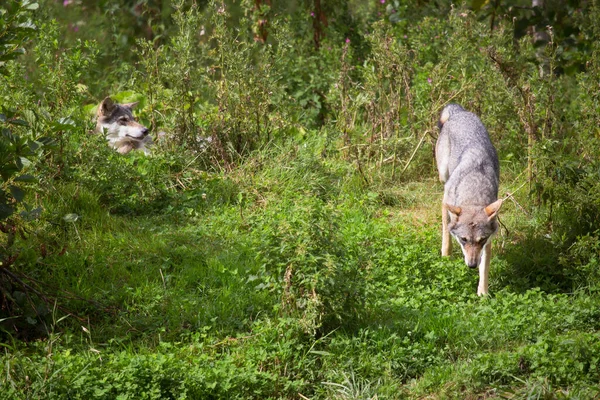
2, 0, 600, 398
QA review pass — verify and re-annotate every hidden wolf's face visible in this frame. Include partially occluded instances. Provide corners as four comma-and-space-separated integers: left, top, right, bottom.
446, 200, 502, 269
96, 97, 152, 154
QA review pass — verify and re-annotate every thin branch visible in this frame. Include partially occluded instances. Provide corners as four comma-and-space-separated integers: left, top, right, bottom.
402, 130, 430, 174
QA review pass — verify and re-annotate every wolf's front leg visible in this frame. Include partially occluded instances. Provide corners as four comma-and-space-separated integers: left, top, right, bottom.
477, 241, 492, 296
441, 203, 452, 256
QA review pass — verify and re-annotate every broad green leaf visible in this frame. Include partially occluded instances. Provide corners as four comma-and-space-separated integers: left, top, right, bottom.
63, 213, 80, 223
16, 21, 36, 30
83, 103, 97, 115
57, 117, 76, 126
52, 118, 77, 132
0, 203, 14, 219
36, 137, 54, 145
22, 109, 36, 125
9, 185, 24, 202
14, 174, 36, 182
308, 350, 332, 356
9, 119, 28, 127
18, 157, 31, 167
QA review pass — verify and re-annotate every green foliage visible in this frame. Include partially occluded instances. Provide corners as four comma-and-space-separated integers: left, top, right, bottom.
0, 1, 52, 261
2, 0, 600, 398
0, 113, 45, 220
0, 318, 321, 399
0, 1, 38, 76
0, 1, 44, 223
245, 143, 370, 333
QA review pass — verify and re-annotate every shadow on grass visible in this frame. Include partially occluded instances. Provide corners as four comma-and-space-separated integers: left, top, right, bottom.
495, 234, 573, 294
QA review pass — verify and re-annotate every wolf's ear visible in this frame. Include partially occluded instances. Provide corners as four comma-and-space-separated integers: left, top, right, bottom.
445, 204, 462, 218
100, 97, 116, 115
485, 199, 503, 220
121, 101, 139, 110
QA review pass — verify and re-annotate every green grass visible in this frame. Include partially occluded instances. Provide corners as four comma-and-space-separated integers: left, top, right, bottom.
3, 140, 600, 399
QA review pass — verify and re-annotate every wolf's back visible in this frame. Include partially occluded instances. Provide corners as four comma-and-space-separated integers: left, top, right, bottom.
437, 104, 499, 206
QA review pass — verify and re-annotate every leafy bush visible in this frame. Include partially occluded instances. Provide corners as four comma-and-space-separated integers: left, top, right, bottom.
245, 140, 369, 334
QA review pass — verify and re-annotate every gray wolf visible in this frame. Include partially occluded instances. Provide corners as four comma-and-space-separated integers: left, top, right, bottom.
436, 104, 502, 296
95, 97, 152, 155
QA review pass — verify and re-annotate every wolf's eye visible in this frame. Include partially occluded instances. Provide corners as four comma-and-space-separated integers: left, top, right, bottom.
118, 117, 128, 125
459, 237, 467, 243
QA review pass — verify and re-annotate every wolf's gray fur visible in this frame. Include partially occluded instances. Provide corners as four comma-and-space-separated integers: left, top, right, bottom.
436, 103, 502, 296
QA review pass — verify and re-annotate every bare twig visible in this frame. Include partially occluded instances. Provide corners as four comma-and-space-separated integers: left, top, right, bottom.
497, 214, 510, 238
402, 130, 430, 174
505, 192, 530, 217
1, 264, 118, 325
354, 146, 370, 186
159, 268, 166, 291
502, 180, 530, 216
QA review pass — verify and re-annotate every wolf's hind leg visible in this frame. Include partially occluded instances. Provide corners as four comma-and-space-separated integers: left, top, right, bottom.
477, 241, 492, 296
441, 203, 452, 256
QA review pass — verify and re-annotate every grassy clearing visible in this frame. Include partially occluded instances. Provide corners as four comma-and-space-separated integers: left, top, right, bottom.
3, 138, 600, 399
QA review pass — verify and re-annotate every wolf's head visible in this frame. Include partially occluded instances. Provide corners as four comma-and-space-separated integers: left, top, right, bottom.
96, 97, 150, 153
446, 199, 502, 268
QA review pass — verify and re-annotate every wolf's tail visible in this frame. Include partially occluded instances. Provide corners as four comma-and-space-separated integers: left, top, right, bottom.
438, 103, 466, 128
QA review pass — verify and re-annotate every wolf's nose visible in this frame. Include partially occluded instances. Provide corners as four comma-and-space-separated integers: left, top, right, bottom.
467, 262, 478, 269
142, 128, 149, 136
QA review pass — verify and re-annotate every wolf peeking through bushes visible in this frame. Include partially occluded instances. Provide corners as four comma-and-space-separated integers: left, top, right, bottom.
95, 96, 152, 155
